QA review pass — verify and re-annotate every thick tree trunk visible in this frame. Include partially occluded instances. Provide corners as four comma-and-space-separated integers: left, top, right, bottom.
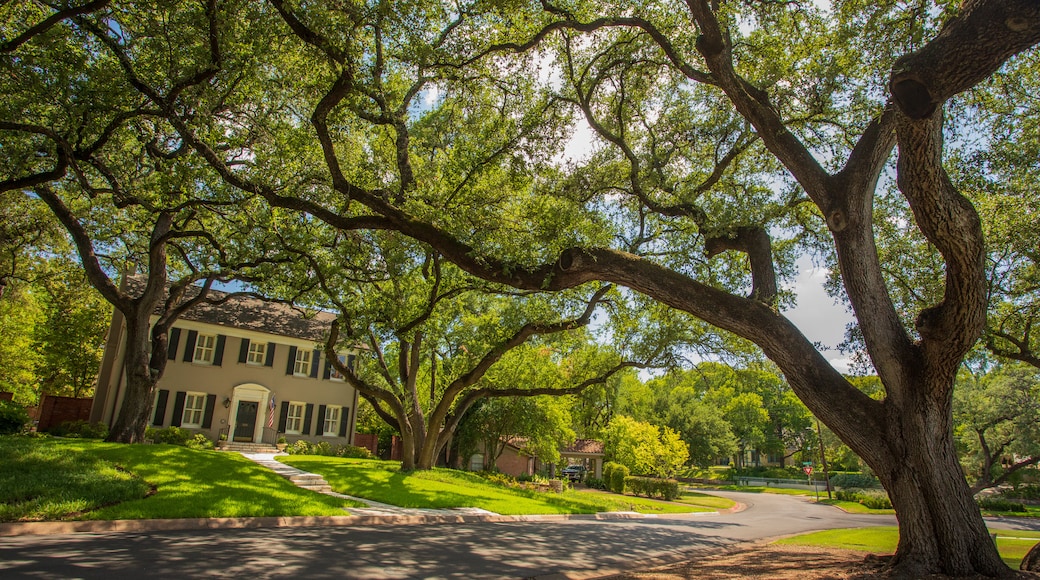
850, 376, 1008, 577
106, 317, 158, 443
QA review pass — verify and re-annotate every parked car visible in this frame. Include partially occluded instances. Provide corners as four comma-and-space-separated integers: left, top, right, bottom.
561, 464, 587, 482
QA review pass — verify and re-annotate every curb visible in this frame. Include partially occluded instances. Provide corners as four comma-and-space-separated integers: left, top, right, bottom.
0, 510, 690, 537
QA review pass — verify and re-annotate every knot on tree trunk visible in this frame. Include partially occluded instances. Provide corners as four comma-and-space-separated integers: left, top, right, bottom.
891, 75, 936, 120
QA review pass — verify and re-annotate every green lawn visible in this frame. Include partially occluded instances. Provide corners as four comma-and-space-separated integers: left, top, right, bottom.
776, 527, 1040, 569
0, 436, 361, 522
281, 456, 719, 515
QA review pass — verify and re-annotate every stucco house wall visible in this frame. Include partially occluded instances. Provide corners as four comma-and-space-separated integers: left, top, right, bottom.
90, 281, 358, 445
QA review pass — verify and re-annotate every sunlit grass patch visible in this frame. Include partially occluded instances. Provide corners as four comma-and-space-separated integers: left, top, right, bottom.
0, 436, 363, 521
281, 456, 714, 515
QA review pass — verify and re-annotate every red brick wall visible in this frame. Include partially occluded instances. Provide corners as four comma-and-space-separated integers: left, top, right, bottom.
36, 395, 94, 431
355, 433, 379, 455
353, 433, 403, 461
495, 447, 534, 477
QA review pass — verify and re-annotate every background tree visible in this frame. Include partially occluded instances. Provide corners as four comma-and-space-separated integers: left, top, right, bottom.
453, 394, 575, 472
0, 281, 42, 403
30, 259, 112, 399
955, 363, 1040, 493
603, 414, 690, 478
293, 233, 641, 471
0, 2, 296, 441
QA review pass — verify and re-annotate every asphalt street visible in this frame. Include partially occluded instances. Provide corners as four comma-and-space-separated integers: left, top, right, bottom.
0, 491, 1031, 579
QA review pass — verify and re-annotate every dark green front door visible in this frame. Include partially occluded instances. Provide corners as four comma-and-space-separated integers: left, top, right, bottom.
233, 401, 258, 442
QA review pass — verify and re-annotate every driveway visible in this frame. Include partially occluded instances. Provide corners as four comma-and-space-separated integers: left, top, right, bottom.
0, 490, 983, 579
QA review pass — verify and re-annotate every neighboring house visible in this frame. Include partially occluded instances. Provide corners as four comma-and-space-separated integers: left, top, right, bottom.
472, 437, 605, 480
90, 281, 358, 446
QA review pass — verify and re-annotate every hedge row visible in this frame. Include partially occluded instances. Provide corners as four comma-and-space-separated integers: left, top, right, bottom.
835, 488, 892, 509
602, 462, 629, 494
625, 476, 681, 500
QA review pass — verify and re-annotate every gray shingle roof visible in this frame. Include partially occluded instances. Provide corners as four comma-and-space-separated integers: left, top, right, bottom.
127, 276, 336, 342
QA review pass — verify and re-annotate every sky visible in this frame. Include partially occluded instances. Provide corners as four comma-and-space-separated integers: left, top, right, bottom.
782, 259, 855, 374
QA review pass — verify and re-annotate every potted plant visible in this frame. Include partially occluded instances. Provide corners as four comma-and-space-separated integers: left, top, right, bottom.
216, 432, 228, 448
276, 436, 288, 452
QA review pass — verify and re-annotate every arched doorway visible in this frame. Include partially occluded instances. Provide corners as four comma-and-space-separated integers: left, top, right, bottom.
227, 383, 272, 443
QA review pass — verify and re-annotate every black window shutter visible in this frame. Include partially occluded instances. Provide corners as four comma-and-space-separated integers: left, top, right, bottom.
183, 330, 198, 362
201, 394, 217, 428
286, 346, 298, 375
347, 354, 356, 371
323, 359, 332, 380
167, 328, 181, 360
171, 391, 186, 427
265, 343, 276, 367
302, 403, 314, 435
152, 389, 170, 426
213, 335, 226, 366
316, 405, 327, 436
278, 401, 289, 432
309, 350, 320, 378
338, 407, 349, 437
238, 338, 250, 363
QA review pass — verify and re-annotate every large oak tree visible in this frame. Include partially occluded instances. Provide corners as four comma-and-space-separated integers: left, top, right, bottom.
10, 0, 1040, 575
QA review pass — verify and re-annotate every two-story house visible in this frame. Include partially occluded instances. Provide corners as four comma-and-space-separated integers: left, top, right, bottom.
89, 281, 358, 446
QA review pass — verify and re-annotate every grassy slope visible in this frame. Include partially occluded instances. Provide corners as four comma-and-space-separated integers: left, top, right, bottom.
776, 527, 1040, 569
0, 436, 361, 521
281, 456, 723, 515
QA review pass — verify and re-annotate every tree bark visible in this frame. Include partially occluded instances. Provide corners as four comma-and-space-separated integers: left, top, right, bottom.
869, 378, 1007, 576
107, 312, 161, 443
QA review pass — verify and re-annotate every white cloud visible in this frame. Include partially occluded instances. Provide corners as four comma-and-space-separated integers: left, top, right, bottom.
782, 258, 855, 371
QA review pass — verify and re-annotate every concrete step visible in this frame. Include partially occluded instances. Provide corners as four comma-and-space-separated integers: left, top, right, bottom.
297, 484, 333, 492
220, 442, 279, 453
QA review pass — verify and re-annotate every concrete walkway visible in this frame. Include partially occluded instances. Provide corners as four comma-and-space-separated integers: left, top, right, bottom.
239, 452, 500, 518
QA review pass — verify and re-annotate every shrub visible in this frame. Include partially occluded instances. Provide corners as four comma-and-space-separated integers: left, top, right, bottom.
284, 440, 374, 458
584, 477, 606, 490
337, 444, 373, 459
835, 488, 892, 509
49, 420, 109, 439
977, 497, 1027, 513
603, 462, 629, 494
1000, 484, 1040, 501
829, 472, 881, 489
517, 473, 535, 483
143, 427, 214, 449
146, 426, 192, 445
625, 476, 681, 500
186, 433, 214, 450
0, 400, 30, 435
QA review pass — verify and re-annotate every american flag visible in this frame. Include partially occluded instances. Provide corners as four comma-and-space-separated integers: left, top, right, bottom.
267, 394, 276, 428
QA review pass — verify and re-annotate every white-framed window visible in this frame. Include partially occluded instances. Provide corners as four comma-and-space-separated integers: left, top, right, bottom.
323, 405, 341, 436
193, 333, 217, 364
182, 392, 206, 428
329, 355, 347, 381
293, 349, 312, 376
468, 453, 484, 472
247, 341, 267, 365
286, 401, 305, 434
